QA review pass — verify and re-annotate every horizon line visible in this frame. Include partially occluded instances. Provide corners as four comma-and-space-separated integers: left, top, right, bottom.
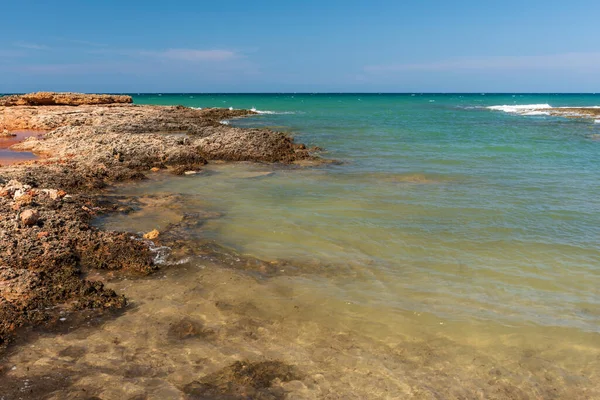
2, 92, 599, 95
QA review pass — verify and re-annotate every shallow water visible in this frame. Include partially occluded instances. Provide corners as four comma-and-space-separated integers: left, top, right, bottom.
0, 131, 41, 166
2, 94, 599, 399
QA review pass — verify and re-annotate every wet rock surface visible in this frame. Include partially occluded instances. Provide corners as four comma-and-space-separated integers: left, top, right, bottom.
0, 93, 321, 348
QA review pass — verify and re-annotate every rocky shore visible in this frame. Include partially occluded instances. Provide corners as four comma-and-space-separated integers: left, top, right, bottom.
537, 106, 600, 119
0, 93, 320, 348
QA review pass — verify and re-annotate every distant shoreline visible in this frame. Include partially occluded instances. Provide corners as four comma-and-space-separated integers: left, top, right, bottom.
3, 92, 600, 96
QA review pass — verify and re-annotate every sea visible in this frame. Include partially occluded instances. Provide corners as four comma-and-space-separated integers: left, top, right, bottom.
6, 94, 600, 398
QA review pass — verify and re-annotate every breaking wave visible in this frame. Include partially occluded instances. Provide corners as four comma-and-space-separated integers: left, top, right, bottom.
487, 104, 552, 116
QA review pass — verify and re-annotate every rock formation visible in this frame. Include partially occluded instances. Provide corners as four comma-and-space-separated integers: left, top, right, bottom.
0, 93, 323, 346
0, 92, 132, 106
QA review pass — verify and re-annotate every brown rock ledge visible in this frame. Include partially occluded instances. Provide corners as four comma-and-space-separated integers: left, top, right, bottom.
0, 92, 132, 106
0, 93, 323, 347
545, 107, 600, 118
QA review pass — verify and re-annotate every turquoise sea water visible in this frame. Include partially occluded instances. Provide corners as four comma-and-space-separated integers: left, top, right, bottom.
81, 94, 600, 397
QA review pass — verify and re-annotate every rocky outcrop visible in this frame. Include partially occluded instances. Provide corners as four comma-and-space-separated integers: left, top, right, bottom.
195, 126, 312, 162
0, 95, 323, 347
545, 107, 600, 118
0, 104, 252, 132
2, 105, 315, 165
0, 92, 132, 106
0, 178, 156, 345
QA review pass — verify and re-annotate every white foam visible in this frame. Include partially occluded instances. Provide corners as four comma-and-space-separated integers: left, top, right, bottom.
488, 104, 600, 119
487, 104, 552, 114
165, 256, 192, 266
148, 243, 171, 265
220, 120, 230, 125
250, 107, 296, 115
191, 106, 295, 115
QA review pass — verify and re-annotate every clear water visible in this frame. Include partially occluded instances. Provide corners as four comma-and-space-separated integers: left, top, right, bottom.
4, 94, 599, 398
132, 93, 600, 333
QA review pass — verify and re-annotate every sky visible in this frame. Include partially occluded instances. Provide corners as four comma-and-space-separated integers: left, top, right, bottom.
1, 0, 599, 93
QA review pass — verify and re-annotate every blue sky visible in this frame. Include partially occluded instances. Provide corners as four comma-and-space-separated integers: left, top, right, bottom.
1, 0, 599, 92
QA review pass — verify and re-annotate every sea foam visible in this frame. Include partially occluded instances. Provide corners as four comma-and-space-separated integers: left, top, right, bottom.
250, 107, 296, 115
487, 104, 552, 115
488, 104, 600, 118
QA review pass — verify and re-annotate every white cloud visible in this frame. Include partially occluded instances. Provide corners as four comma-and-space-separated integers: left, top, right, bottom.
142, 49, 238, 62
13, 41, 50, 51
365, 52, 600, 73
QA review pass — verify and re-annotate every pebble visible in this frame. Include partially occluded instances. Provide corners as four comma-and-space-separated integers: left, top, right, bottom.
20, 209, 39, 226
143, 229, 160, 240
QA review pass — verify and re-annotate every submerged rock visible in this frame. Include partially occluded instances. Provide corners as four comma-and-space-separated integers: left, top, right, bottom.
167, 318, 215, 341
183, 360, 302, 399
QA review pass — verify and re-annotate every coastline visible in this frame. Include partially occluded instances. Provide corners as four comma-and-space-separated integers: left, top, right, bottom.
0, 92, 322, 349
1, 93, 598, 399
